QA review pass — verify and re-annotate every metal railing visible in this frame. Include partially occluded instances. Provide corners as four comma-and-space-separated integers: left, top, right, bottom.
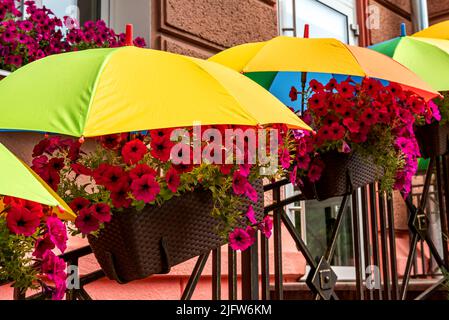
7, 156, 449, 300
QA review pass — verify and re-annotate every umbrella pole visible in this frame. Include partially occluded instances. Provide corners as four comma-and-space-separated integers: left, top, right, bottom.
300, 24, 310, 115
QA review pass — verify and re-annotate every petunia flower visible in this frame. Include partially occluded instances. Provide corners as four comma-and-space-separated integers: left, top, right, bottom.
289, 86, 298, 102
101, 165, 129, 192
280, 148, 291, 169
244, 182, 258, 203
69, 197, 90, 213
6, 206, 40, 236
129, 164, 157, 180
229, 228, 254, 251
245, 205, 257, 224
165, 167, 180, 193
46, 216, 68, 253
122, 139, 148, 164
75, 207, 100, 235
33, 234, 55, 259
91, 203, 112, 223
308, 162, 324, 183
110, 182, 132, 209
232, 171, 248, 195
131, 174, 160, 203
259, 216, 273, 239
150, 136, 173, 162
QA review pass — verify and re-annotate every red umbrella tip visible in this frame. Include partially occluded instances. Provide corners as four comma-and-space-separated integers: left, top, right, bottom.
304, 24, 310, 39
125, 24, 134, 46
78, 136, 85, 144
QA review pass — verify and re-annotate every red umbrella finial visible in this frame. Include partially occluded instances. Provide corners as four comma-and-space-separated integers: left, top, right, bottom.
125, 24, 134, 46
303, 24, 310, 39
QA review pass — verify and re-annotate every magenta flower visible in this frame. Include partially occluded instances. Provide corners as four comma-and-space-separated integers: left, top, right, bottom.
259, 216, 273, 239
229, 228, 254, 251
46, 216, 68, 253
308, 162, 324, 183
33, 234, 55, 259
245, 205, 257, 224
232, 171, 248, 195
244, 182, 258, 203
280, 147, 291, 169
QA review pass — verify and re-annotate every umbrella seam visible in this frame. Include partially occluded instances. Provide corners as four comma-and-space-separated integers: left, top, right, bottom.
82, 47, 122, 137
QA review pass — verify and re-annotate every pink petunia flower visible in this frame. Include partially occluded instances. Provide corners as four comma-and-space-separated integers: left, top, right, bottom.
229, 228, 254, 251
46, 216, 68, 253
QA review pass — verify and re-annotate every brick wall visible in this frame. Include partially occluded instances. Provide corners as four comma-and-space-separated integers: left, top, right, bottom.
150, 0, 279, 58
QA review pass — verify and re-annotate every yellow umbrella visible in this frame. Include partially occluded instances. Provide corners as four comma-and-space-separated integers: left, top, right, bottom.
0, 47, 310, 137
0, 143, 75, 221
209, 36, 439, 101
413, 20, 449, 39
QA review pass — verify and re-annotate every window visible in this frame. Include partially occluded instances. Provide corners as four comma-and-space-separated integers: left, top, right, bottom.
32, 0, 101, 25
279, 0, 357, 44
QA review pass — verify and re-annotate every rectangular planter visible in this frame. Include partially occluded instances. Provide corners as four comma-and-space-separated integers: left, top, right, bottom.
415, 122, 449, 159
88, 180, 264, 284
300, 151, 383, 201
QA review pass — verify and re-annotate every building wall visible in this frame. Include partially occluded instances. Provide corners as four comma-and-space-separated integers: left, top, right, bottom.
150, 0, 279, 58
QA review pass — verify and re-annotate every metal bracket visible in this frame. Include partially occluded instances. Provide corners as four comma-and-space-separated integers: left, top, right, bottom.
307, 257, 337, 300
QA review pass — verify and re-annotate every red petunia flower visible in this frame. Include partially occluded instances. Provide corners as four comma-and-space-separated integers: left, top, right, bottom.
309, 79, 324, 93
244, 182, 258, 203
328, 123, 346, 141
129, 164, 157, 180
75, 207, 100, 235
258, 216, 273, 239
150, 128, 174, 141
122, 139, 148, 164
325, 78, 338, 91
165, 167, 180, 193
289, 86, 299, 101
150, 137, 173, 162
308, 93, 325, 110
6, 206, 40, 236
41, 169, 61, 191
111, 182, 132, 208
100, 133, 128, 150
69, 197, 90, 213
337, 80, 355, 98
102, 165, 129, 192
360, 109, 378, 126
131, 174, 160, 203
48, 158, 64, 172
33, 234, 55, 259
91, 203, 111, 223
343, 118, 360, 133
71, 163, 93, 176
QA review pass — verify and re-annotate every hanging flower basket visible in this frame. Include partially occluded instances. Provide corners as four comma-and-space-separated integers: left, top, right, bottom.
300, 151, 382, 201
88, 180, 264, 284
415, 121, 449, 159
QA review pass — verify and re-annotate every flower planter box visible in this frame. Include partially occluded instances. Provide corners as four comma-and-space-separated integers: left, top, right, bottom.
414, 122, 449, 159
300, 151, 382, 201
88, 180, 264, 284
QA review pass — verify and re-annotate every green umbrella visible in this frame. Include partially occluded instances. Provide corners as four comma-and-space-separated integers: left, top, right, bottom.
0, 143, 75, 220
370, 34, 449, 91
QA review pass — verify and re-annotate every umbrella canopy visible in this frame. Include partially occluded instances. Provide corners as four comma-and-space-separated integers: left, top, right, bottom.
209, 36, 439, 102
370, 35, 449, 91
0, 46, 310, 137
0, 143, 75, 220
413, 20, 449, 39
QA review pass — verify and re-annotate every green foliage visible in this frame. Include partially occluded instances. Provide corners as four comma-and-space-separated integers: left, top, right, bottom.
0, 218, 38, 290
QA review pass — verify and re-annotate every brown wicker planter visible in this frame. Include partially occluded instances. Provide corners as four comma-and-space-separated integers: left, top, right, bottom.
300, 151, 382, 201
88, 180, 264, 284
415, 122, 449, 159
